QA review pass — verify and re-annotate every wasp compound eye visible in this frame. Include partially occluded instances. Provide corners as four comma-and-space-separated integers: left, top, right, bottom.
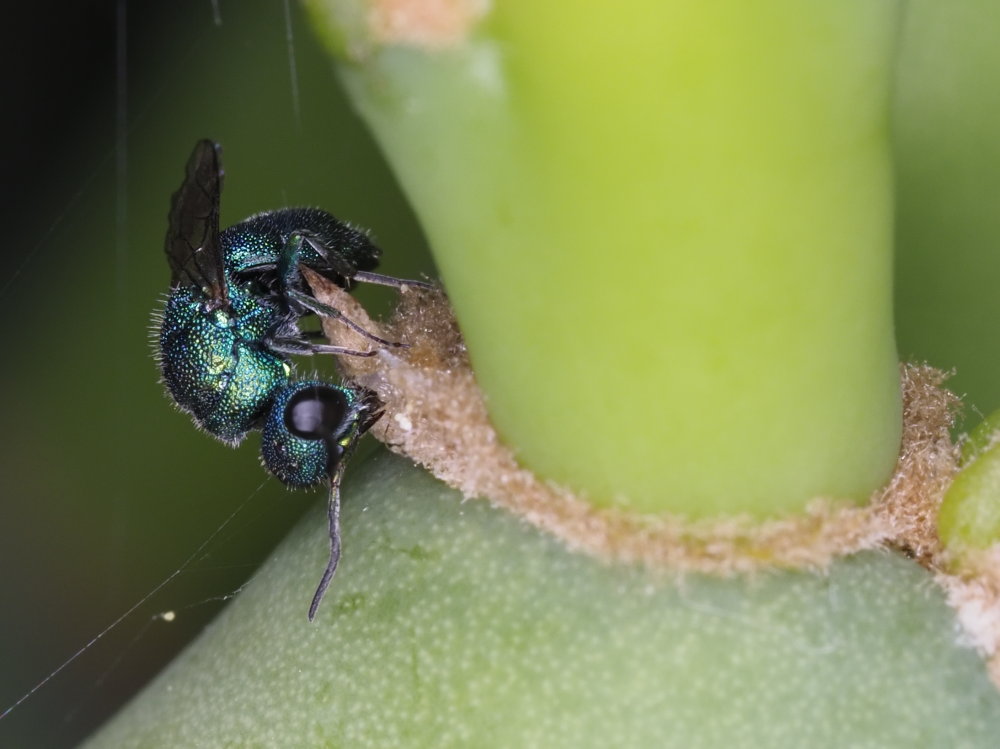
285, 386, 349, 442
261, 382, 355, 488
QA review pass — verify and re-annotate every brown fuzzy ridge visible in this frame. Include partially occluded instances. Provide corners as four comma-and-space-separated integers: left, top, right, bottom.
305, 270, 961, 574
306, 270, 1000, 686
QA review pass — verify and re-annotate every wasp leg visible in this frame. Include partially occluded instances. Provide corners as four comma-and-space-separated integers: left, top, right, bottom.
294, 233, 357, 282
270, 336, 377, 358
295, 234, 432, 290
285, 288, 408, 349
351, 270, 434, 290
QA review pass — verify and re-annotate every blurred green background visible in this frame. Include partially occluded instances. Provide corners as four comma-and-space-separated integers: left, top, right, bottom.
0, 1, 997, 747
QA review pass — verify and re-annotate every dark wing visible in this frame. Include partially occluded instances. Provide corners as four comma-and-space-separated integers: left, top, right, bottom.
165, 140, 227, 304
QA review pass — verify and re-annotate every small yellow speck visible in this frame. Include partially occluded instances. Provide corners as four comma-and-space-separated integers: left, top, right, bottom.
208, 354, 229, 375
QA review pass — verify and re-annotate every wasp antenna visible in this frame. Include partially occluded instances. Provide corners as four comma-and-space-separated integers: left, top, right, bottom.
307, 457, 349, 621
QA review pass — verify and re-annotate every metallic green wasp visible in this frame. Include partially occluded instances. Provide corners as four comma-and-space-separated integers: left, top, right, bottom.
156, 140, 425, 619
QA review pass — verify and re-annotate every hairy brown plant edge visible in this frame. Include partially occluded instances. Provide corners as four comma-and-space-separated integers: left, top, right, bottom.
306, 269, 956, 571
307, 269, 1000, 683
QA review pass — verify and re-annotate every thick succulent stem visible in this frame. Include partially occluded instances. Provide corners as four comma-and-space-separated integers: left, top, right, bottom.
307, 0, 904, 517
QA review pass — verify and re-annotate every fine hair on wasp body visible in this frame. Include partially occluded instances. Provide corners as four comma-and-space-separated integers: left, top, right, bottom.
155, 139, 429, 620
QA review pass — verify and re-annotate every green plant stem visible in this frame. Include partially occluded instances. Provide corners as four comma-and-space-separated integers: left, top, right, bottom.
309, 0, 904, 517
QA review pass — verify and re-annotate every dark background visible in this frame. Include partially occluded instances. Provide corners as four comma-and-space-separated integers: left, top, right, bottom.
0, 2, 432, 746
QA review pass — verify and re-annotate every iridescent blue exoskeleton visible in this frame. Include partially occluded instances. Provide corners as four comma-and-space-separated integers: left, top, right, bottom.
155, 140, 426, 619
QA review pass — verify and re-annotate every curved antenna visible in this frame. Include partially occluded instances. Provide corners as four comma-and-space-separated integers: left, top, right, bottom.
307, 453, 349, 622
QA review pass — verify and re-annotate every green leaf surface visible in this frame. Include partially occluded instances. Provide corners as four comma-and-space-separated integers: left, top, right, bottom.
86, 451, 1000, 748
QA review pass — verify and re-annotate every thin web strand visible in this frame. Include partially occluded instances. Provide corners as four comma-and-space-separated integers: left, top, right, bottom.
0, 481, 268, 722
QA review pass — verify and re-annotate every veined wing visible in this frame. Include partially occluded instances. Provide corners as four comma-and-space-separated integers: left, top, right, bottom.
165, 139, 227, 305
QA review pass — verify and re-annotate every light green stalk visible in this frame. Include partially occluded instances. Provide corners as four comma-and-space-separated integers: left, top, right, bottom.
309, 0, 903, 516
